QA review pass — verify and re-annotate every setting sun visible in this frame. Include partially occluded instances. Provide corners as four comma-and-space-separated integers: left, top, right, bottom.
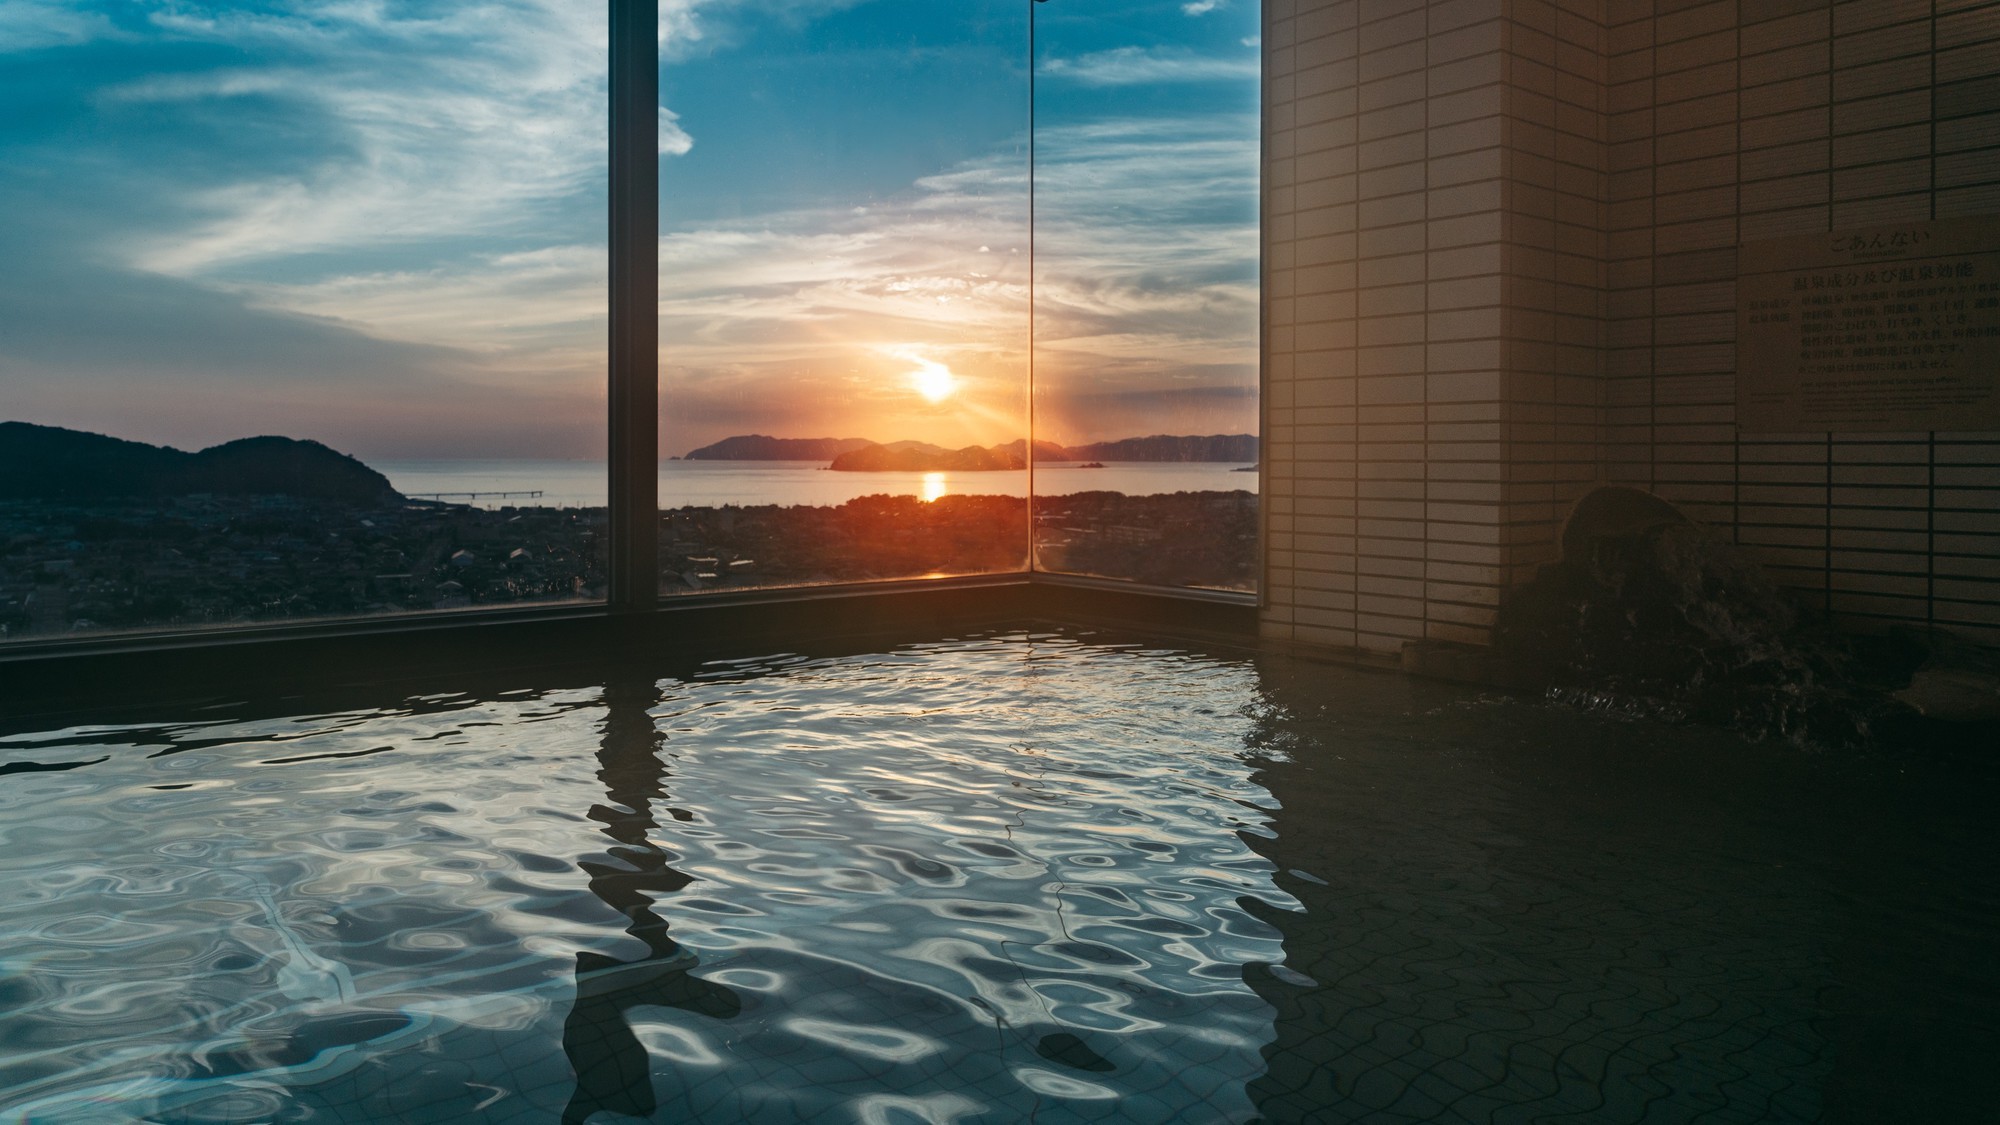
908, 356, 957, 403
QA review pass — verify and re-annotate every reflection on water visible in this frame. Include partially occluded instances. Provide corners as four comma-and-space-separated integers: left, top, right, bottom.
560, 642, 1283, 1121
0, 635, 1284, 1122
561, 676, 738, 1122
1, 632, 1995, 1121
0, 688, 620, 1120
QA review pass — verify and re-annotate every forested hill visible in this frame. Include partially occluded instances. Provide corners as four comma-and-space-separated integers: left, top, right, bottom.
0, 422, 400, 503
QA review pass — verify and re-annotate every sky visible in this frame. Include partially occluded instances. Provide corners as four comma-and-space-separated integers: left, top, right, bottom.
0, 0, 1258, 461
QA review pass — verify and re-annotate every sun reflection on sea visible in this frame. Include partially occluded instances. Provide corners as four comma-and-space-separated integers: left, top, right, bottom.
921, 472, 948, 503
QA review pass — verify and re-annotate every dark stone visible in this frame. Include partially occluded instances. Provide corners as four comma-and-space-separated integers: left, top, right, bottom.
1494, 487, 1883, 747
1558, 485, 1687, 562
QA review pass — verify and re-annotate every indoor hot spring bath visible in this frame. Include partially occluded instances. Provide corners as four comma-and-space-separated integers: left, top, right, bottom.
0, 628, 1995, 1123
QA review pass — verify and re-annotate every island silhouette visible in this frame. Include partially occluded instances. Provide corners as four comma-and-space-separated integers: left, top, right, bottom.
683, 433, 1258, 469
0, 423, 1259, 495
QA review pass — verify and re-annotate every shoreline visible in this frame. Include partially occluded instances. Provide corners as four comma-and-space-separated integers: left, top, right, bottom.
372, 460, 1260, 511
2, 491, 1256, 639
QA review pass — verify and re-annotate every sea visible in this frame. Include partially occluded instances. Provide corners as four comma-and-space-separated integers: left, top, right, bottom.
375, 459, 1259, 510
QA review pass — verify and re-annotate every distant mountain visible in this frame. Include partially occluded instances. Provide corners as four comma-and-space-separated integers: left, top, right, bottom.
697, 432, 1259, 469
0, 422, 400, 503
991, 439, 1073, 464
1064, 434, 1259, 462
829, 441, 1024, 472
682, 435, 875, 460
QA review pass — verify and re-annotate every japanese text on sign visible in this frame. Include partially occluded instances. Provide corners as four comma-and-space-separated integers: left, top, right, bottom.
1738, 217, 2000, 433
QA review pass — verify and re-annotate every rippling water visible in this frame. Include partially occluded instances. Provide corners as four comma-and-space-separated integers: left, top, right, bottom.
2, 631, 1996, 1123
0, 636, 1286, 1123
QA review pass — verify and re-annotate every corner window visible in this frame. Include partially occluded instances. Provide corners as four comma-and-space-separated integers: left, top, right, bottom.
0, 3, 609, 640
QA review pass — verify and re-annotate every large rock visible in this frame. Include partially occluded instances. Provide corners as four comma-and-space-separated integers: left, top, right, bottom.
1494, 487, 1870, 745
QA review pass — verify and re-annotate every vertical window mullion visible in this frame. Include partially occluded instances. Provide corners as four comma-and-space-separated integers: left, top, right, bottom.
608, 0, 661, 610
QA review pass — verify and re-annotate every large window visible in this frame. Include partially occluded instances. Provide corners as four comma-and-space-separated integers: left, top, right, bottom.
1031, 0, 1262, 592
656, 0, 1031, 595
0, 0, 1259, 647
0, 2, 608, 641
649, 0, 1258, 597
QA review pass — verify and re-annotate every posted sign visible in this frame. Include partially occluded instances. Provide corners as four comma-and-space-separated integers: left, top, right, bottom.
1737, 217, 2000, 433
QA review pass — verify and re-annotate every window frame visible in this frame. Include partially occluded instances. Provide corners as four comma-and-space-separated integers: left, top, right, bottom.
0, 0, 1257, 666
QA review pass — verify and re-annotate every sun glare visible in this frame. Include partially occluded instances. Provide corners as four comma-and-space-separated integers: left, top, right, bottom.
920, 471, 948, 503
908, 357, 957, 403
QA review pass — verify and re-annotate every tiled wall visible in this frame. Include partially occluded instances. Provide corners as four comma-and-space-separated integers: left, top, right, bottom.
1603, 0, 2000, 645
1263, 0, 1526, 656
1263, 0, 2000, 653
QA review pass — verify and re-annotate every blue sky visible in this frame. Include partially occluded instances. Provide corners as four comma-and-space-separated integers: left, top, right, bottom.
0, 0, 1257, 460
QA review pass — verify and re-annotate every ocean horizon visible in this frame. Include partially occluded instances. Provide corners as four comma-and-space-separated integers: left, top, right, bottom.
375, 459, 1259, 510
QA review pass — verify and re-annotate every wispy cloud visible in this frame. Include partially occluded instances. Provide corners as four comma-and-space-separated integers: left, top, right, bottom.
109, 2, 611, 276
0, 1, 615, 456
659, 0, 874, 60
0, 0, 120, 53
1182, 0, 1225, 15
1027, 116, 1258, 443
2, 0, 1257, 457
660, 107, 694, 155
647, 111, 1257, 449
1039, 45, 1257, 87
247, 244, 609, 385
652, 167, 1031, 451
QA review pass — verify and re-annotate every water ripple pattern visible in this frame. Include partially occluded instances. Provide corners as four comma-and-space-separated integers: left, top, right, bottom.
0, 634, 1286, 1123
0, 686, 623, 1122
626, 638, 1284, 1122
9, 631, 1993, 1122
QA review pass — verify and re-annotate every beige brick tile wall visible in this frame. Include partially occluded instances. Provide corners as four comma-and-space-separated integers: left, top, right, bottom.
1265, 0, 2000, 652
1603, 0, 2000, 645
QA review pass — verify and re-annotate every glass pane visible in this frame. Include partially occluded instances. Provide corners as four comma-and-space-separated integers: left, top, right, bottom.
1030, 0, 1261, 592
658, 0, 1030, 595
0, 3, 608, 642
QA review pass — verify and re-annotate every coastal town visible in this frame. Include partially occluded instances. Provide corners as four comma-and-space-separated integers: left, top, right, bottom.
0, 493, 607, 638
661, 488, 1258, 593
2, 489, 1256, 638
0, 423, 1257, 639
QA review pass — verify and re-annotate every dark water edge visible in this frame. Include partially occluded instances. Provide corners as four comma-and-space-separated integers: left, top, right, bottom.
1239, 654, 2000, 1125
0, 628, 1992, 1122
